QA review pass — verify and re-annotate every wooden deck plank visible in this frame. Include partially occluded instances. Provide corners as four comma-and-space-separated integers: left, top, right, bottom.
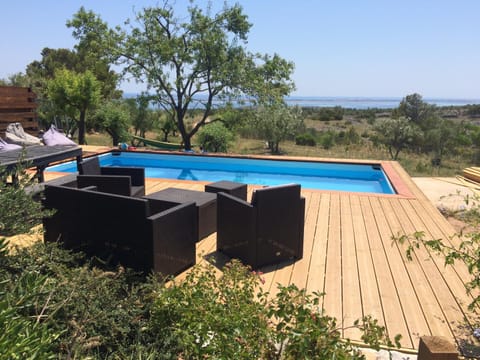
401, 199, 476, 341
350, 195, 385, 326
322, 194, 344, 327
340, 195, 363, 340
394, 198, 457, 340
378, 197, 433, 345
305, 193, 330, 296
361, 196, 412, 347
288, 191, 317, 286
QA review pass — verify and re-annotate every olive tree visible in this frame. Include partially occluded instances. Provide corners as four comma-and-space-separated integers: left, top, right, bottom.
395, 93, 435, 129
373, 118, 419, 160
253, 103, 303, 154
109, 1, 294, 150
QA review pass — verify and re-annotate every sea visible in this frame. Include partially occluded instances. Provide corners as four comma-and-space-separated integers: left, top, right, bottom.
124, 93, 480, 110
284, 96, 480, 109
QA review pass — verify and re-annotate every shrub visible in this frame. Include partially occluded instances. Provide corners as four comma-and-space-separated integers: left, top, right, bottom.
197, 122, 234, 152
2, 242, 164, 359
319, 131, 336, 149
295, 132, 317, 146
0, 159, 51, 237
150, 260, 399, 359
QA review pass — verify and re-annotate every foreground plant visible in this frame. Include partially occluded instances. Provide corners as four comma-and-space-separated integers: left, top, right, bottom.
151, 259, 400, 359
0, 159, 51, 237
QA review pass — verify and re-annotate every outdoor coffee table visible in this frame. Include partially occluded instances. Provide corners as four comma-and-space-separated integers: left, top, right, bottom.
144, 188, 217, 241
205, 180, 247, 200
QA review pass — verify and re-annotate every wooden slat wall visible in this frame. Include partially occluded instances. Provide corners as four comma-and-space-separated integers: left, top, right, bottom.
0, 86, 38, 136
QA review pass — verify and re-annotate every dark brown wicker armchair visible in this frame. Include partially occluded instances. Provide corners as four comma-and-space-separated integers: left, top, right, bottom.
43, 184, 197, 276
217, 183, 305, 269
77, 156, 145, 197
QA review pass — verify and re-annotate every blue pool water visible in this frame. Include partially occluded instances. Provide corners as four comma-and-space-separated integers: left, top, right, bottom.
47, 151, 396, 194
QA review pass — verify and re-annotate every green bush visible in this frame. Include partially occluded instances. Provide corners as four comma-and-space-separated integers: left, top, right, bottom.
319, 130, 336, 149
150, 260, 399, 359
0, 161, 50, 237
295, 132, 317, 146
197, 122, 234, 152
0, 239, 60, 359
2, 242, 164, 359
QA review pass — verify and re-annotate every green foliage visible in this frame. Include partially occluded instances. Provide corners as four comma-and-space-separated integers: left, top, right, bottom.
2, 242, 164, 359
0, 273, 60, 359
252, 103, 304, 153
94, 100, 131, 146
66, 7, 121, 99
270, 286, 400, 359
295, 132, 317, 146
467, 104, 480, 118
150, 260, 399, 359
150, 260, 271, 359
125, 94, 158, 140
307, 106, 344, 121
373, 118, 419, 160
0, 161, 50, 237
319, 130, 337, 149
337, 126, 361, 145
197, 121, 234, 152
47, 68, 101, 144
396, 93, 435, 128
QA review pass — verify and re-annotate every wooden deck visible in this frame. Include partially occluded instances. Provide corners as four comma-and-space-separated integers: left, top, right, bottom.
143, 162, 477, 352
45, 156, 478, 351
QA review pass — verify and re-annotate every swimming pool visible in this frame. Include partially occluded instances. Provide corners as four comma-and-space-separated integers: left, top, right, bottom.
46, 152, 396, 194
47, 151, 396, 194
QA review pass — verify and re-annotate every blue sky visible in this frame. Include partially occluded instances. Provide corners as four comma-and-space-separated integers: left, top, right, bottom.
1, 0, 479, 98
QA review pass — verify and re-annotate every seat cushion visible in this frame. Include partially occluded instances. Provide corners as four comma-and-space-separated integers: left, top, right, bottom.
42, 125, 77, 146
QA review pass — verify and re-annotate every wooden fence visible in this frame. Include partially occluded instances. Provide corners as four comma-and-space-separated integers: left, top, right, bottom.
0, 86, 38, 137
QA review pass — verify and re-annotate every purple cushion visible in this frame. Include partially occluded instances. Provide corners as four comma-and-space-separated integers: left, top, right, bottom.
0, 138, 22, 152
42, 125, 76, 146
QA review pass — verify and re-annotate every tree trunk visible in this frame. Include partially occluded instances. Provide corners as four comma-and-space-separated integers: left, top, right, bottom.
78, 110, 86, 145
176, 110, 191, 150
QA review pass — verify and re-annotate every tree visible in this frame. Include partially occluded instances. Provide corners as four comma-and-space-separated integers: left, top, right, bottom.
373, 118, 419, 160
124, 94, 158, 140
67, 7, 121, 99
94, 101, 131, 146
253, 103, 303, 154
110, 1, 294, 150
158, 114, 177, 142
396, 93, 434, 129
47, 69, 101, 144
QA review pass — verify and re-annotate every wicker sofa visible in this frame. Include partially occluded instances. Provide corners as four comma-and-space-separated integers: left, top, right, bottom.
43, 184, 197, 276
